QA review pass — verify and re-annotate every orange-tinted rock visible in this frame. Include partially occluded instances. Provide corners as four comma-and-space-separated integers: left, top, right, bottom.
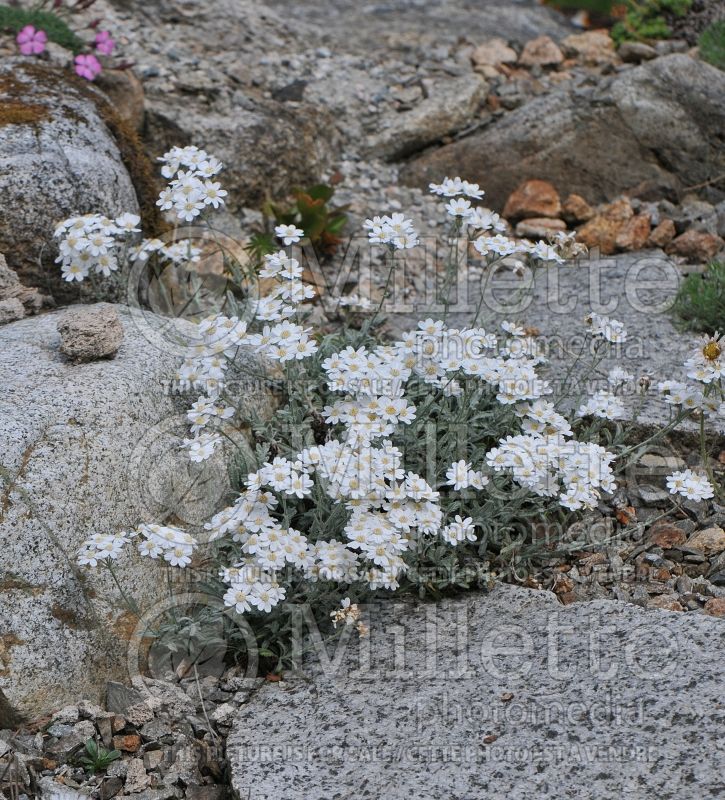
503, 179, 561, 221
576, 197, 633, 255
647, 595, 683, 612
666, 230, 725, 263
562, 193, 594, 224
704, 597, 725, 617
686, 527, 725, 556
519, 36, 564, 68
472, 38, 517, 68
647, 219, 676, 248
615, 214, 651, 251
648, 524, 687, 549
561, 29, 618, 65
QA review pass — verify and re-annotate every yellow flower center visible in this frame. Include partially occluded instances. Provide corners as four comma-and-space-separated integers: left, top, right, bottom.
703, 341, 721, 361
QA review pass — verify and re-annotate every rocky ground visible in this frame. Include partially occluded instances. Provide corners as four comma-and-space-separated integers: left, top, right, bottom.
1, 0, 724, 797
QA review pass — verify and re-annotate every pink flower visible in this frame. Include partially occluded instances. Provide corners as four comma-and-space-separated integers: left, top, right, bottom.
74, 54, 102, 81
16, 25, 47, 56
94, 30, 115, 55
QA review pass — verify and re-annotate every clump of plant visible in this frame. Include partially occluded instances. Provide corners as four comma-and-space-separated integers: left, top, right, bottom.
673, 261, 725, 335
77, 738, 121, 775
248, 182, 349, 263
67, 151, 723, 672
611, 0, 692, 44
699, 19, 725, 70
1, 0, 119, 80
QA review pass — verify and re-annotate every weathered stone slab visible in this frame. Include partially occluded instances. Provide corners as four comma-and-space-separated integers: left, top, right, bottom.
0, 305, 230, 720
229, 584, 725, 799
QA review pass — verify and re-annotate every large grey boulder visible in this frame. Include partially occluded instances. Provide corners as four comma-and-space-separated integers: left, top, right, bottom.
229, 584, 725, 799
0, 305, 231, 721
402, 54, 725, 209
0, 60, 141, 304
366, 75, 486, 161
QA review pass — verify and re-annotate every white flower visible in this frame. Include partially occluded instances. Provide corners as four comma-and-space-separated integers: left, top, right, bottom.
666, 469, 714, 502
364, 213, 418, 250
445, 198, 473, 218
185, 433, 221, 462
275, 224, 304, 245
685, 334, 724, 384
586, 313, 627, 344
578, 391, 625, 420
446, 460, 472, 491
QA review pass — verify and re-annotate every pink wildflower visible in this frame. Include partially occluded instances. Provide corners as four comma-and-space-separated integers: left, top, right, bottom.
94, 30, 115, 55
74, 53, 102, 81
16, 25, 47, 56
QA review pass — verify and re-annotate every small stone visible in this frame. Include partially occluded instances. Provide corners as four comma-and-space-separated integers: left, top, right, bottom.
704, 597, 725, 617
617, 41, 657, 62
100, 776, 124, 800
518, 36, 563, 68
515, 217, 566, 238
0, 297, 25, 325
634, 484, 669, 505
107, 760, 128, 779
647, 595, 683, 612
503, 179, 561, 221
125, 758, 152, 793
184, 786, 225, 800
78, 700, 108, 720
561, 29, 618, 65
112, 715, 127, 733
125, 702, 154, 727
113, 734, 142, 753
675, 575, 693, 594
471, 38, 517, 68
73, 720, 97, 740
210, 702, 236, 725
107, 682, 146, 715
615, 214, 651, 251
666, 230, 725, 263
576, 197, 633, 255
647, 219, 676, 248
144, 750, 165, 771
686, 527, 725, 556
52, 705, 80, 725
648, 525, 686, 549
57, 304, 124, 363
97, 717, 114, 749
562, 193, 594, 224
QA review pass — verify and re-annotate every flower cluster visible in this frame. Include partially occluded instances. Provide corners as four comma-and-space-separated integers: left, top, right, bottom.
54, 213, 140, 282
685, 334, 724, 385
73, 160, 720, 638
429, 175, 568, 264
578, 390, 625, 421
77, 524, 197, 569
77, 532, 132, 566
157, 146, 227, 222
657, 335, 725, 421
666, 469, 715, 502
364, 214, 419, 250
15, 16, 116, 81
586, 313, 628, 344
191, 316, 622, 614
